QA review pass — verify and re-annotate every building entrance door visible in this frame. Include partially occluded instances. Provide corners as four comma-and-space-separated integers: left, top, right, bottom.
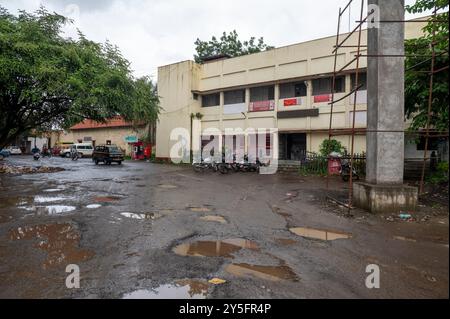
279, 133, 307, 161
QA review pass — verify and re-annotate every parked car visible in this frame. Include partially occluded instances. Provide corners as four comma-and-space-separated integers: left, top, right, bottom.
60, 143, 94, 158
92, 145, 124, 165
0, 149, 11, 157
6, 146, 22, 155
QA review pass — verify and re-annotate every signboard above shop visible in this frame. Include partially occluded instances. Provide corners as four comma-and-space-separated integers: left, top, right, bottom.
124, 135, 138, 143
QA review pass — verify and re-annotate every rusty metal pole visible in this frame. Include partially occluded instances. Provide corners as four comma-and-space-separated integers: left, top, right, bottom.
327, 8, 342, 190
348, 0, 365, 210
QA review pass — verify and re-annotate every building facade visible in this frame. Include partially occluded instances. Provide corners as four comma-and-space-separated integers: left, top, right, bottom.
156, 22, 426, 162
51, 117, 148, 156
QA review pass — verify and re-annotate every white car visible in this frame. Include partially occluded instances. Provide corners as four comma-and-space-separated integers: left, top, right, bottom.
61, 143, 94, 158
6, 146, 22, 155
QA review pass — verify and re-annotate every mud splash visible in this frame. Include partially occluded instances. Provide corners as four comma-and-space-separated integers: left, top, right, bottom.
123, 280, 208, 299
9, 223, 94, 269
226, 263, 299, 282
290, 227, 352, 241
173, 238, 259, 258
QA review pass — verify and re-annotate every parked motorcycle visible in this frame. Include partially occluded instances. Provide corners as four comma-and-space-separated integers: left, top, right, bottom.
340, 158, 359, 182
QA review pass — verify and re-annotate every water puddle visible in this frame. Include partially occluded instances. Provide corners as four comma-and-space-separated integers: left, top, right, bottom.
189, 206, 212, 213
34, 196, 67, 203
93, 196, 122, 203
0, 196, 32, 208
173, 238, 259, 258
120, 212, 162, 220
393, 236, 417, 243
45, 205, 76, 215
275, 238, 297, 246
43, 189, 62, 193
290, 227, 352, 241
158, 184, 178, 189
9, 223, 94, 269
199, 215, 227, 224
123, 280, 208, 299
86, 204, 102, 209
225, 263, 299, 282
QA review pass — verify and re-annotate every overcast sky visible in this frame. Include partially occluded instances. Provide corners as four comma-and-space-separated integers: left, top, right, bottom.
1, 0, 432, 80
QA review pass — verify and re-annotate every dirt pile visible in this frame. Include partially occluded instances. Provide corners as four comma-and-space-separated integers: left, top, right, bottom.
0, 163, 64, 175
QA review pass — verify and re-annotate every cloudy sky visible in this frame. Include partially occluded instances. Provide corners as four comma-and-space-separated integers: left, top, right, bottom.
1, 0, 431, 79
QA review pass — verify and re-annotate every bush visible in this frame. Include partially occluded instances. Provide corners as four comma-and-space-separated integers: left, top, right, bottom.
319, 139, 345, 157
428, 161, 449, 184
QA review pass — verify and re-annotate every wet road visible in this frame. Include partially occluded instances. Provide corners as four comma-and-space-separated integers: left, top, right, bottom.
0, 156, 448, 298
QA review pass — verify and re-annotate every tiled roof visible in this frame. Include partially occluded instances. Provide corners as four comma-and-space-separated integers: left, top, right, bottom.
70, 117, 134, 130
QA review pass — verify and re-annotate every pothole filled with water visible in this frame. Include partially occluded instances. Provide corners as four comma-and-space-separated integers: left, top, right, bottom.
173, 238, 259, 258
120, 212, 162, 220
9, 223, 94, 269
86, 204, 102, 209
199, 215, 227, 224
225, 263, 299, 282
34, 196, 68, 203
189, 206, 212, 213
289, 227, 352, 241
123, 279, 208, 299
158, 184, 178, 189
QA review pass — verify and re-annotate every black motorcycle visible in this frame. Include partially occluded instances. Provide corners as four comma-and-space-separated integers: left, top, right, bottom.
340, 158, 359, 182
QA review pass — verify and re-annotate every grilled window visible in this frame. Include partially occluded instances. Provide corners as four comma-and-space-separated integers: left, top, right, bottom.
202, 93, 220, 107
280, 82, 307, 99
224, 90, 245, 105
250, 86, 275, 102
312, 76, 345, 95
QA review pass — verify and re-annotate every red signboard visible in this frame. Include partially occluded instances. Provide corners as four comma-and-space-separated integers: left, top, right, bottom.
249, 100, 275, 112
314, 94, 331, 103
283, 98, 301, 107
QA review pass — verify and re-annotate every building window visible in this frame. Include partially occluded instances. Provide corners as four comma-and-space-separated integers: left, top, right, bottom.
280, 82, 307, 99
250, 86, 275, 102
351, 72, 367, 91
224, 90, 245, 105
312, 76, 345, 95
202, 93, 220, 107
193, 93, 199, 100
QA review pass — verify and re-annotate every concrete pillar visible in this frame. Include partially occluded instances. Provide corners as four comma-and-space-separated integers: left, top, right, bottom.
366, 0, 405, 184
353, 0, 418, 213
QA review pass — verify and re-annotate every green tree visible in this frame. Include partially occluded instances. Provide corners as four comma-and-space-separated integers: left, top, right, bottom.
125, 76, 160, 144
405, 0, 449, 132
319, 139, 345, 157
194, 30, 274, 63
0, 7, 159, 148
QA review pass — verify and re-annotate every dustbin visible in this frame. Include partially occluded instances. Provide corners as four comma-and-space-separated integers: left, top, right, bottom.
328, 152, 341, 175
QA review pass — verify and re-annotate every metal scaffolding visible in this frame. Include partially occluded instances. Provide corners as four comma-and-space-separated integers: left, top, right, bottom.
326, 0, 449, 211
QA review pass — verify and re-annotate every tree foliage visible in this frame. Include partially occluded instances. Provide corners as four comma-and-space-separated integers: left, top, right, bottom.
405, 0, 449, 132
0, 6, 159, 148
194, 30, 274, 63
319, 139, 346, 157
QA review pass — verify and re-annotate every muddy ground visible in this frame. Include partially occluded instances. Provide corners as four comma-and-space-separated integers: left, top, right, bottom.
0, 156, 448, 299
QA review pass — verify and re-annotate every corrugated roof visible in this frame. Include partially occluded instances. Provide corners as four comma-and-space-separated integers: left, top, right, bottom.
70, 116, 134, 130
